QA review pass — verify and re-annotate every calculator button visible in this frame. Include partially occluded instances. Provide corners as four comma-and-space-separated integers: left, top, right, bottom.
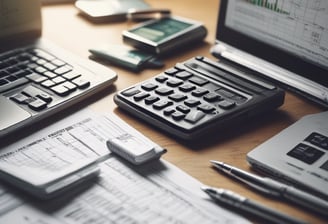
197, 104, 216, 113
141, 83, 158, 91
218, 100, 236, 109
184, 99, 201, 107
144, 95, 159, 105
168, 93, 187, 102
171, 111, 185, 120
122, 87, 141, 97
165, 67, 180, 75
179, 83, 196, 92
167, 79, 183, 87
204, 92, 222, 102
153, 100, 173, 110
155, 87, 174, 96
155, 75, 168, 83
163, 107, 175, 116
185, 110, 205, 124
175, 71, 193, 80
192, 88, 209, 97
133, 92, 150, 101
189, 76, 209, 86
176, 105, 190, 114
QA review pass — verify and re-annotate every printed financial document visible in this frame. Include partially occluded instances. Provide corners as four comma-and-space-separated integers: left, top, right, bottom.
0, 109, 250, 223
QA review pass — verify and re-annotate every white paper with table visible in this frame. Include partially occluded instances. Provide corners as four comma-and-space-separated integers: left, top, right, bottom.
0, 109, 250, 223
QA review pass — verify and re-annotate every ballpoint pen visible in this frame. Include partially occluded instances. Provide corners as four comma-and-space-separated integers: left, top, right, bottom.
210, 160, 328, 216
201, 186, 308, 224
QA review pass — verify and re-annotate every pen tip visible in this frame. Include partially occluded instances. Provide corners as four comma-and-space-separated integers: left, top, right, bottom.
210, 160, 225, 169
201, 186, 217, 195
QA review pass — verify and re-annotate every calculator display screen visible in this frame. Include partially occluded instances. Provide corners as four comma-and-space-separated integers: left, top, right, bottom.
129, 18, 192, 42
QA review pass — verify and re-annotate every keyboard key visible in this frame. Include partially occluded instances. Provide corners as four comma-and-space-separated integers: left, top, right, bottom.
51, 59, 66, 67
32, 49, 55, 61
52, 76, 66, 84
71, 77, 90, 89
22, 85, 52, 103
51, 85, 70, 96
34, 66, 47, 74
43, 62, 57, 71
54, 65, 72, 75
43, 71, 57, 79
287, 143, 324, 164
41, 79, 56, 88
305, 132, 328, 150
0, 79, 9, 86
14, 70, 30, 78
26, 97, 47, 111
320, 160, 328, 172
10, 93, 30, 104
61, 81, 77, 92
6, 75, 17, 82
0, 77, 29, 93
26, 73, 48, 83
62, 71, 80, 80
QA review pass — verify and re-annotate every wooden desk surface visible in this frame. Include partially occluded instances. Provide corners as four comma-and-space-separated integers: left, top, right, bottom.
41, 1, 325, 223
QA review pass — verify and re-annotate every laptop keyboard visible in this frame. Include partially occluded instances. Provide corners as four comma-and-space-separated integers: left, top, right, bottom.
0, 44, 116, 138
0, 47, 91, 111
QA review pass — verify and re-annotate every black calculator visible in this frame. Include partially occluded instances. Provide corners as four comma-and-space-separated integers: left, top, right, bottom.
114, 56, 285, 140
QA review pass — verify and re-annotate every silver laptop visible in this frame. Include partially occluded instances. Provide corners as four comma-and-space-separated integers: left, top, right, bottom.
0, 0, 117, 139
212, 0, 328, 108
247, 111, 328, 199
212, 0, 328, 198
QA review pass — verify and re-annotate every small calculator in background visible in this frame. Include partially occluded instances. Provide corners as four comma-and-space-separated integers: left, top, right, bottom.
114, 56, 285, 140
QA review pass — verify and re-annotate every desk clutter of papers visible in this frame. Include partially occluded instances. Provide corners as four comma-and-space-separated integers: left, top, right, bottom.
0, 110, 250, 223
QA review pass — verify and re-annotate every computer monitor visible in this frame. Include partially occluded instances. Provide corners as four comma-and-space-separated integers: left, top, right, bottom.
213, 0, 328, 107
